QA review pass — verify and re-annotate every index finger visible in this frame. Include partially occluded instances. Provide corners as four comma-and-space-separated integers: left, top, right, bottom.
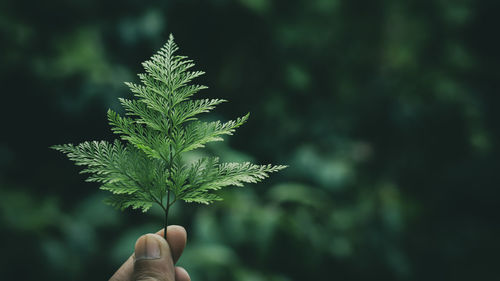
155, 225, 187, 264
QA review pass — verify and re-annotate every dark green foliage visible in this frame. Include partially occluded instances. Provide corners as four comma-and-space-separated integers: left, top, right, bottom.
2, 1, 500, 281
52, 35, 286, 214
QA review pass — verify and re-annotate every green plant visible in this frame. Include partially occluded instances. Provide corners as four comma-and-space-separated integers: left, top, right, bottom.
52, 35, 286, 239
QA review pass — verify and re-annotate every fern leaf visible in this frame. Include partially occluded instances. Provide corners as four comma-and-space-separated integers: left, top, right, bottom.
52, 34, 286, 228
179, 113, 250, 153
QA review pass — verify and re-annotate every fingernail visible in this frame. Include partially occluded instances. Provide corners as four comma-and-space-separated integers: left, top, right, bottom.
135, 234, 161, 260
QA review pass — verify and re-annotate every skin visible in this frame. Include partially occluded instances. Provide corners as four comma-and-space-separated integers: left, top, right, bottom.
110, 225, 190, 281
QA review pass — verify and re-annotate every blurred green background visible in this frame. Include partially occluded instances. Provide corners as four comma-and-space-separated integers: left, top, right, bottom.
1, 0, 499, 280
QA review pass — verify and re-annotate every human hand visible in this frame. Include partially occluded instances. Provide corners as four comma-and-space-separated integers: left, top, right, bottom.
110, 225, 190, 281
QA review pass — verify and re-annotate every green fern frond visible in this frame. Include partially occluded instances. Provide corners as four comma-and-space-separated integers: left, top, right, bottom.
179, 113, 250, 153
52, 34, 287, 235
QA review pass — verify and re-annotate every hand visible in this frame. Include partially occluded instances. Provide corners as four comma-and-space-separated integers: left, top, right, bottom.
110, 225, 190, 281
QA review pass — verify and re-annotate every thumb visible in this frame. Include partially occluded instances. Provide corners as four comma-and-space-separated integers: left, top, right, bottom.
132, 234, 175, 281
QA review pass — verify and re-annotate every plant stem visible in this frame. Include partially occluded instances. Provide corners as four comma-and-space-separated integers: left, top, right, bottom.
164, 189, 170, 240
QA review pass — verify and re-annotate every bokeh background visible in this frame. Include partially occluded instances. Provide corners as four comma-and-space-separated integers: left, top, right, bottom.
1, 0, 499, 280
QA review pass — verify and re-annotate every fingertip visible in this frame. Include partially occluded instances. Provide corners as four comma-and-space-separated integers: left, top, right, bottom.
170, 225, 187, 238
132, 234, 175, 281
139, 233, 168, 246
154, 225, 187, 264
156, 225, 187, 238
134, 234, 169, 261
175, 266, 191, 281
